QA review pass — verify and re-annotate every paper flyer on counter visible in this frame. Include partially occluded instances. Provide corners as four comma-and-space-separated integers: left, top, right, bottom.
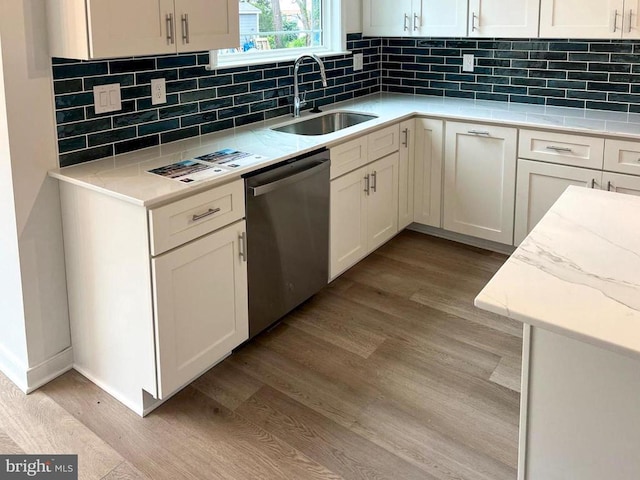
147, 160, 229, 183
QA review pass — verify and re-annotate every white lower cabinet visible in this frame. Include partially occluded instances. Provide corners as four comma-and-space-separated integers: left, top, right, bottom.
443, 122, 517, 245
152, 220, 248, 398
413, 118, 443, 227
330, 153, 399, 279
602, 171, 640, 196
514, 160, 599, 245
398, 119, 416, 229
59, 179, 248, 415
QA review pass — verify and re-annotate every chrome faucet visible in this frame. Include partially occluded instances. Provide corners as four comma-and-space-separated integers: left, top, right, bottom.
293, 53, 328, 118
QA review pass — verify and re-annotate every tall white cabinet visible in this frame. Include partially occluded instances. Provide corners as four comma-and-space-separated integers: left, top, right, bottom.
47, 0, 239, 59
443, 122, 517, 245
468, 0, 540, 37
540, 0, 640, 38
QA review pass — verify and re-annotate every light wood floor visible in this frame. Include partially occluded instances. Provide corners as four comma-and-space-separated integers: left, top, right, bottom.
0, 231, 522, 480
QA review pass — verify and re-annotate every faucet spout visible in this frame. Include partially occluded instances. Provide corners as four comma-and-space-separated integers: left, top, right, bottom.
293, 53, 328, 118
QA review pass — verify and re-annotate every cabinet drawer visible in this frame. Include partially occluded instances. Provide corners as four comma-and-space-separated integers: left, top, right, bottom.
330, 136, 368, 179
149, 179, 245, 256
604, 139, 640, 176
368, 124, 400, 161
519, 129, 604, 169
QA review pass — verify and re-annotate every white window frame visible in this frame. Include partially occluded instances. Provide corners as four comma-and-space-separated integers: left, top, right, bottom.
215, 0, 347, 68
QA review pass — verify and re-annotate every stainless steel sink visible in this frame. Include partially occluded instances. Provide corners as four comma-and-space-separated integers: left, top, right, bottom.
272, 111, 378, 136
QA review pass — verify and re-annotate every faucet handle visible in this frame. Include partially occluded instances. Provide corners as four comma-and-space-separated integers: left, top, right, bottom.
300, 91, 307, 106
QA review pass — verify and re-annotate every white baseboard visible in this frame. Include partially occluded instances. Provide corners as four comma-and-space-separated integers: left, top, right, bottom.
25, 347, 74, 393
408, 223, 516, 256
0, 344, 29, 393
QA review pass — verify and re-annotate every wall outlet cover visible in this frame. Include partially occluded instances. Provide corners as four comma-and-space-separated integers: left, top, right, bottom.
93, 83, 122, 114
151, 78, 167, 105
463, 54, 475, 72
353, 53, 364, 71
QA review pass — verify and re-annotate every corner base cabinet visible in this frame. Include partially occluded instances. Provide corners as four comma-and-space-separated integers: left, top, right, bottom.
59, 179, 248, 416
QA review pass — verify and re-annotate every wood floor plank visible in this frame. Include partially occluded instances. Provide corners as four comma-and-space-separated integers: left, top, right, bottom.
236, 385, 435, 480
156, 386, 345, 480
351, 397, 517, 480
0, 373, 123, 480
101, 462, 151, 480
0, 427, 24, 454
191, 362, 264, 411
490, 355, 523, 393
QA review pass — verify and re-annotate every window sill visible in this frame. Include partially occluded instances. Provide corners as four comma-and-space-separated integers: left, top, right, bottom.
209, 48, 352, 70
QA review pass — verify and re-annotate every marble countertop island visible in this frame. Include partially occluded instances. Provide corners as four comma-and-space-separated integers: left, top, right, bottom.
475, 186, 640, 359
49, 93, 640, 207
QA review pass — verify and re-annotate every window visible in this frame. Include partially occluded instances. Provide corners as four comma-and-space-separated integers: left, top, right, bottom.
217, 0, 345, 66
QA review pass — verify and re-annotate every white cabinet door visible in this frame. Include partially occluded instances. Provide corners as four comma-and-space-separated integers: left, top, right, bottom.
363, 0, 413, 36
368, 153, 400, 251
604, 138, 640, 176
152, 220, 248, 399
175, 0, 240, 52
413, 118, 443, 228
540, 0, 625, 38
420, 0, 468, 36
444, 122, 517, 245
87, 0, 175, 58
602, 171, 640, 196
469, 0, 540, 37
330, 167, 369, 279
398, 119, 416, 230
514, 160, 599, 245
623, 0, 640, 37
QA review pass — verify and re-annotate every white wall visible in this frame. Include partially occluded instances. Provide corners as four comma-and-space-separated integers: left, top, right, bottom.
0, 0, 71, 391
344, 0, 362, 33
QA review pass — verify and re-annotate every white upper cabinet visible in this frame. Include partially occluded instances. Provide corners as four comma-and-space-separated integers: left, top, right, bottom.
363, 0, 467, 37
539, 0, 640, 38
47, 0, 239, 60
468, 0, 540, 37
420, 0, 468, 37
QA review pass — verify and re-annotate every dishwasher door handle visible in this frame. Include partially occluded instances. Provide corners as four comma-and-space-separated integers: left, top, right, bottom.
248, 160, 329, 197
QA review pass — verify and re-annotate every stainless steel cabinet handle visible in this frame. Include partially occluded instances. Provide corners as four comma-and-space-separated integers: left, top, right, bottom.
472, 13, 478, 32
239, 232, 247, 262
413, 13, 420, 31
607, 181, 613, 191
166, 13, 175, 45
371, 171, 377, 193
629, 10, 635, 32
404, 14, 409, 31
614, 9, 621, 32
587, 178, 596, 189
546, 145, 573, 152
402, 128, 409, 147
468, 129, 490, 136
364, 174, 370, 195
182, 13, 190, 44
192, 207, 220, 222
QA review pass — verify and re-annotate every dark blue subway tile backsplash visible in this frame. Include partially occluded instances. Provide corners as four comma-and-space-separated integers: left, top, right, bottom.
380, 37, 640, 113
53, 33, 381, 167
52, 34, 640, 167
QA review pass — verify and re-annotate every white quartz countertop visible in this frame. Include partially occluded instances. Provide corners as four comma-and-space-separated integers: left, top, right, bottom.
50, 92, 640, 207
475, 186, 640, 359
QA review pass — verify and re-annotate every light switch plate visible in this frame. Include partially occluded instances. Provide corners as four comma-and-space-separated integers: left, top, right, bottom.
353, 53, 364, 71
151, 78, 167, 105
463, 54, 475, 72
93, 83, 122, 114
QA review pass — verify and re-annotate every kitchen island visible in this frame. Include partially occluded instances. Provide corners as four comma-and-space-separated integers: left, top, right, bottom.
475, 186, 640, 480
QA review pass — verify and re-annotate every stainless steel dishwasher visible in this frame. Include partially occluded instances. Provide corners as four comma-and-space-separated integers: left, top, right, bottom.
244, 148, 330, 339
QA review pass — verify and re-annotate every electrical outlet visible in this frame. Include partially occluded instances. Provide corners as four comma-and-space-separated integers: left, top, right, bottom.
353, 53, 364, 71
93, 83, 122, 114
463, 54, 475, 72
151, 78, 167, 105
